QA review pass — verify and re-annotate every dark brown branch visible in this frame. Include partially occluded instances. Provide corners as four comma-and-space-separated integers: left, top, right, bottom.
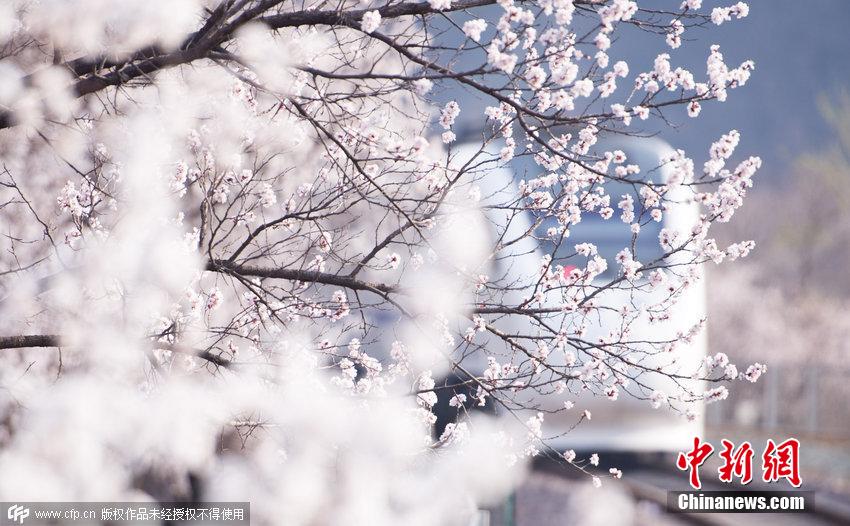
0, 0, 511, 130
259, 0, 498, 28
208, 259, 400, 295
0, 334, 232, 368
0, 334, 60, 349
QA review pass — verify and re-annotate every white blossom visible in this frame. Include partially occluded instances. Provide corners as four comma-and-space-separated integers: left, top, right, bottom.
462, 19, 487, 42
361, 10, 381, 33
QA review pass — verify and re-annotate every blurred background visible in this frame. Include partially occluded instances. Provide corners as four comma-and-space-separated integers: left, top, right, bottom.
451, 1, 850, 523
692, 0, 850, 496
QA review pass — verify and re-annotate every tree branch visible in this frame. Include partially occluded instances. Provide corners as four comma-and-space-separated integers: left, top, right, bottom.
0, 334, 60, 349
0, 0, 512, 131
208, 259, 400, 295
0, 334, 232, 368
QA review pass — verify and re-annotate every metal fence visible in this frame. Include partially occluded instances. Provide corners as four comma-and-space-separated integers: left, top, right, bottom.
706, 364, 850, 440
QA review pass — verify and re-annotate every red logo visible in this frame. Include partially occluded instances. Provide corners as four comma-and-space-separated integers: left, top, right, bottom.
676, 436, 714, 489
718, 439, 754, 485
677, 437, 802, 489
762, 438, 802, 487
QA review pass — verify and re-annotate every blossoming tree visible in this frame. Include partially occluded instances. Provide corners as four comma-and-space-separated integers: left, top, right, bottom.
0, 0, 763, 522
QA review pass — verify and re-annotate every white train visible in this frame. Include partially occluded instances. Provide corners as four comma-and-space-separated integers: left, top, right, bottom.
446, 137, 707, 454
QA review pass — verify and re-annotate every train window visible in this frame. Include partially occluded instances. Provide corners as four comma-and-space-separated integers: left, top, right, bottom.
537, 192, 665, 279
510, 145, 669, 280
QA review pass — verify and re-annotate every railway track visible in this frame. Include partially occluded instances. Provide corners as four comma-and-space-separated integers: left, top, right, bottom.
495, 460, 850, 526
621, 469, 841, 526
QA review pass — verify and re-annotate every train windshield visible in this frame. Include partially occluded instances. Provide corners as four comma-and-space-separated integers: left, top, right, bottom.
511, 143, 667, 279
538, 190, 665, 277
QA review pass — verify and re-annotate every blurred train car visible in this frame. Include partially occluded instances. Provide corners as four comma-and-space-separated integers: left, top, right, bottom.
441, 136, 707, 455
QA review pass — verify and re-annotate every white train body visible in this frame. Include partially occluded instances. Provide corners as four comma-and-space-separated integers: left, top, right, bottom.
456, 137, 707, 453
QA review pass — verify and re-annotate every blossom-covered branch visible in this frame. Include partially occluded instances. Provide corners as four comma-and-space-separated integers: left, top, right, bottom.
0, 0, 764, 517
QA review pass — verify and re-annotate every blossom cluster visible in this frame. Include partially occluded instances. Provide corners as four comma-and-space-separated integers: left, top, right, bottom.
0, 0, 764, 511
